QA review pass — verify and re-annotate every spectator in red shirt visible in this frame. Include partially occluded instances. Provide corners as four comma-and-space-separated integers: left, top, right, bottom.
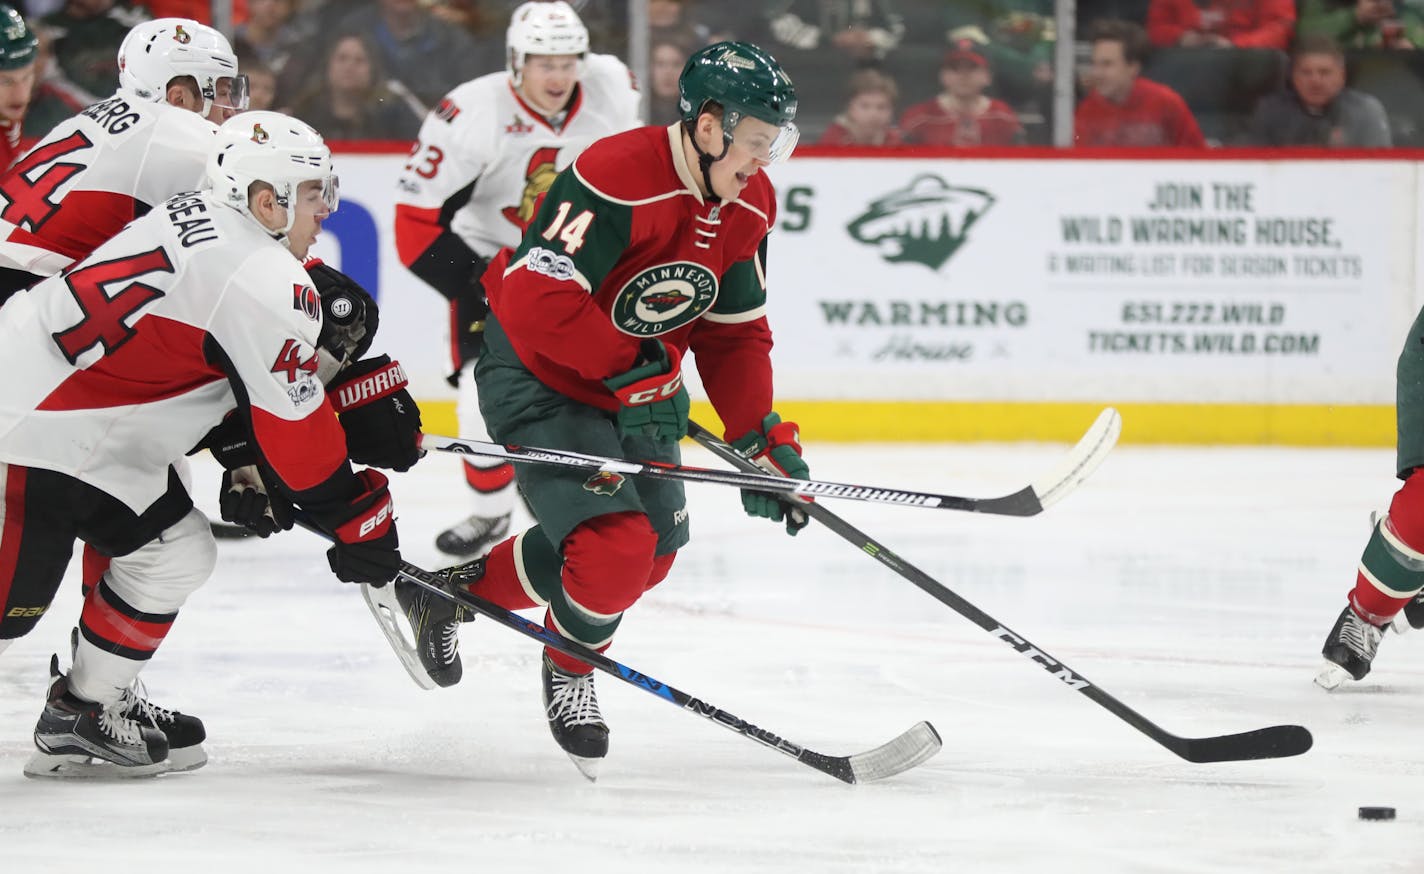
1147, 0, 1295, 50
1075, 19, 1206, 147
819, 68, 904, 146
898, 40, 1025, 146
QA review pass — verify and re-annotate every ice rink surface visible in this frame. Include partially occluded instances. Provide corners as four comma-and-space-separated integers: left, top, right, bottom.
2, 437, 1422, 873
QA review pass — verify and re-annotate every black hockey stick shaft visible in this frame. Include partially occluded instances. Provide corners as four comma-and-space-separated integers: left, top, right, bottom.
688, 422, 1313, 764
298, 518, 940, 783
421, 432, 1045, 515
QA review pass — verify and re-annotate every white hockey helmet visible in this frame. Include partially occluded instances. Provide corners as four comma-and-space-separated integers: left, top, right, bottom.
118, 18, 247, 117
506, 1, 588, 87
205, 111, 338, 237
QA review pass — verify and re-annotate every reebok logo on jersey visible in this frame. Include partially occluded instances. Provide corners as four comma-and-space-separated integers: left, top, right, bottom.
847, 175, 994, 271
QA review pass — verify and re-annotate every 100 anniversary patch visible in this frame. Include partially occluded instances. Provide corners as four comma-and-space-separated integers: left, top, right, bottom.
611, 261, 719, 336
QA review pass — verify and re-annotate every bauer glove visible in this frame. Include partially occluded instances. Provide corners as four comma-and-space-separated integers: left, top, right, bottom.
603, 339, 690, 441
732, 412, 810, 536
318, 469, 401, 586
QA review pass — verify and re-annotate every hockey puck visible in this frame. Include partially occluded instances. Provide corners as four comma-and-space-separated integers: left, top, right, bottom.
1359, 806, 1396, 821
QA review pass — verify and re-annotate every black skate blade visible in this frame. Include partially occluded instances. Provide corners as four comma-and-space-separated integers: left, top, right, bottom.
1172, 724, 1313, 763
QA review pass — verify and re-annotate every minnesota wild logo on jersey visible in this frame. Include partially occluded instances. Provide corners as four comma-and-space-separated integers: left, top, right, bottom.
612, 261, 719, 336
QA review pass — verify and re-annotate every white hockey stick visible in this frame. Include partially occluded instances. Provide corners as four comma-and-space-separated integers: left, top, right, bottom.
418, 407, 1121, 517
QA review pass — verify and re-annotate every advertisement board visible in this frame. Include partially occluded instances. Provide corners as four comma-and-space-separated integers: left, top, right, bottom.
316, 149, 1415, 444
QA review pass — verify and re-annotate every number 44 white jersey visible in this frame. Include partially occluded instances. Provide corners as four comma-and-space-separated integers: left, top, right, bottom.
394, 53, 640, 281
0, 190, 347, 515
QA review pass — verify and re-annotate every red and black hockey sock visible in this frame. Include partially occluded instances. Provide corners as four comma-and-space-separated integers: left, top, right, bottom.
78, 577, 177, 661
80, 544, 110, 600
1351, 471, 1424, 624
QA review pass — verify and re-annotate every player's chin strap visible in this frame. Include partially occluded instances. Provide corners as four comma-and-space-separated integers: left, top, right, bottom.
682, 119, 726, 205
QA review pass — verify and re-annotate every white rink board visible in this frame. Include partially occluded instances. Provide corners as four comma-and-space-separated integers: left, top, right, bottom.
316, 151, 1419, 406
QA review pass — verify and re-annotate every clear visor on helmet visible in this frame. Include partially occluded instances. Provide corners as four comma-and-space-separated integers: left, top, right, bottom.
288, 174, 340, 215
211, 74, 250, 111
726, 112, 799, 165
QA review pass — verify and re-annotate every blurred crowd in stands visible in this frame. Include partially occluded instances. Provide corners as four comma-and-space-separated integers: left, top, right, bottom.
8, 0, 1424, 148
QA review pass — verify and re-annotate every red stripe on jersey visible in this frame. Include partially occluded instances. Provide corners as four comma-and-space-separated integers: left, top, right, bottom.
80, 581, 174, 655
0, 465, 27, 614
4, 188, 144, 262
250, 402, 348, 493
37, 314, 225, 411
463, 460, 514, 492
394, 203, 444, 270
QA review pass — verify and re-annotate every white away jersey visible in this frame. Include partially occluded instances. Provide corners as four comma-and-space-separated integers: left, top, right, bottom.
0, 92, 216, 278
395, 53, 640, 263
0, 191, 337, 514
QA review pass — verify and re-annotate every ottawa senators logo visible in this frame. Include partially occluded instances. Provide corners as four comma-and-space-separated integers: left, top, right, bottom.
582, 471, 625, 497
502, 147, 560, 231
173, 25, 192, 44
250, 123, 269, 144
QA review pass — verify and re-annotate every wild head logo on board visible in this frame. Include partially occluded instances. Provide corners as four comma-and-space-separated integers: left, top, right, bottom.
847, 175, 994, 271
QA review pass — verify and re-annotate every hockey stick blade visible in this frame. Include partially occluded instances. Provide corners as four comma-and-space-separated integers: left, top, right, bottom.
688, 420, 1313, 764
685, 407, 1120, 518
1169, 725, 1315, 764
297, 518, 940, 783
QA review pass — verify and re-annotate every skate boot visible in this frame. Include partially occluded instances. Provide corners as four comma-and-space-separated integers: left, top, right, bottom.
118, 680, 207, 771
69, 627, 206, 771
26, 655, 168, 778
393, 558, 483, 688
541, 654, 608, 781
435, 512, 510, 558
1316, 606, 1386, 690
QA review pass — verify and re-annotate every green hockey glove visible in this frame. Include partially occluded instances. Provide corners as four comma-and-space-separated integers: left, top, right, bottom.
731, 412, 810, 536
603, 339, 689, 441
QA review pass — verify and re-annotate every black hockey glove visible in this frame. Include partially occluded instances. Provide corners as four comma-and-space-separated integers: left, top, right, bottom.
196, 411, 259, 469
452, 278, 490, 368
309, 260, 379, 375
219, 465, 294, 538
326, 355, 423, 472
317, 469, 401, 586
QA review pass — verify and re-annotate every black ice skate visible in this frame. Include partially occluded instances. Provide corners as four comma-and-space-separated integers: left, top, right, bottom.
118, 680, 207, 772
435, 512, 510, 558
67, 627, 207, 771
26, 655, 169, 778
393, 558, 483, 688
541, 654, 609, 781
1316, 606, 1386, 690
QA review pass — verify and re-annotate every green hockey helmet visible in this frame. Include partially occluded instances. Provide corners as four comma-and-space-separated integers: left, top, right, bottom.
678, 41, 798, 164
0, 5, 36, 72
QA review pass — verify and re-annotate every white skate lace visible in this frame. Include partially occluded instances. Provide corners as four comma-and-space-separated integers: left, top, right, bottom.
119, 678, 176, 727
98, 701, 146, 747
1340, 613, 1382, 658
435, 621, 460, 665
547, 669, 604, 727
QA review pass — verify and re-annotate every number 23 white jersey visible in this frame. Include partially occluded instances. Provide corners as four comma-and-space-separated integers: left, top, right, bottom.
394, 53, 641, 269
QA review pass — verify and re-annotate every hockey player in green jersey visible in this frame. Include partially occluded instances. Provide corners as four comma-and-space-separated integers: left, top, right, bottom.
395, 41, 809, 778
